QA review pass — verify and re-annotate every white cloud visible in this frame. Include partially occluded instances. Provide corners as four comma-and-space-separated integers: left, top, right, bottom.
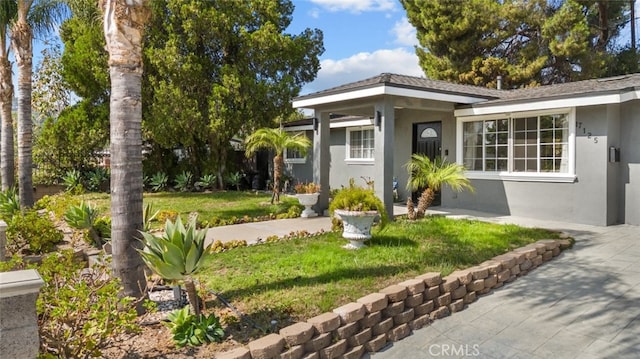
391, 17, 418, 47
308, 8, 320, 19
301, 48, 423, 94
309, 0, 396, 13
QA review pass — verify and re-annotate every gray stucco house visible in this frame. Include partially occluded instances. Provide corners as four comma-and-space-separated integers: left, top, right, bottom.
287, 73, 640, 226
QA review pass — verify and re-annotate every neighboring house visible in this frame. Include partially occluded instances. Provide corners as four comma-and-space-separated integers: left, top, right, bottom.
289, 73, 640, 226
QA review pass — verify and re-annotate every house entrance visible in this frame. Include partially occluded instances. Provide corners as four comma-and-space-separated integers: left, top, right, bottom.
412, 122, 442, 206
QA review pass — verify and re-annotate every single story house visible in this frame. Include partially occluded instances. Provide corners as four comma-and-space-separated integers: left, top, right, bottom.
287, 72, 640, 226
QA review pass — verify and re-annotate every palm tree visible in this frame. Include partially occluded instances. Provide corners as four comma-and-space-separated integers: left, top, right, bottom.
245, 127, 311, 203
102, 0, 151, 311
0, 1, 16, 190
405, 154, 474, 214
10, 0, 67, 207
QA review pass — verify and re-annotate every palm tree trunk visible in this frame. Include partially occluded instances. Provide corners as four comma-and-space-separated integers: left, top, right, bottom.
10, 18, 33, 207
0, 54, 14, 190
272, 154, 283, 203
103, 0, 150, 313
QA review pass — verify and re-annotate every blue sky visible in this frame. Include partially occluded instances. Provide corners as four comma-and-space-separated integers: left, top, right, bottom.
26, 0, 639, 97
287, 0, 423, 95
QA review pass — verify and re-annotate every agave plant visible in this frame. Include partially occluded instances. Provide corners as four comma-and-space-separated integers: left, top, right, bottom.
64, 201, 103, 247
138, 216, 211, 315
62, 169, 83, 192
0, 187, 20, 220
86, 167, 109, 192
149, 172, 169, 192
195, 174, 216, 191
174, 171, 193, 192
226, 171, 244, 191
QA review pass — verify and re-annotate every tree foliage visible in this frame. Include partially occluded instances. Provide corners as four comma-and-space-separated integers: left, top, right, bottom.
142, 0, 324, 184
402, 0, 639, 88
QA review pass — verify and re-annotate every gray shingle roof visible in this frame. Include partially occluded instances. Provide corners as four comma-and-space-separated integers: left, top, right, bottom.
295, 73, 504, 101
295, 72, 640, 106
478, 73, 640, 106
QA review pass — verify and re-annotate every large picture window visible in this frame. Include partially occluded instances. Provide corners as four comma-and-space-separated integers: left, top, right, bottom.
347, 127, 374, 160
460, 110, 573, 179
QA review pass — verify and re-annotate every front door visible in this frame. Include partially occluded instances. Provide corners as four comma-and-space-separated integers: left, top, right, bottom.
412, 122, 442, 206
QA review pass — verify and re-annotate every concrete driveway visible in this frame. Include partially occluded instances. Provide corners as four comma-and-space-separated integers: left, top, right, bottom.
368, 215, 640, 359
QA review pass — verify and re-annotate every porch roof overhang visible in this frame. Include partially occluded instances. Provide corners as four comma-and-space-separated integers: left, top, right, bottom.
292, 73, 501, 112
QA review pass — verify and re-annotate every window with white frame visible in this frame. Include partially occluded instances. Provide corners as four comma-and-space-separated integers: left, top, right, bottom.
346, 127, 375, 160
284, 132, 308, 164
460, 110, 573, 179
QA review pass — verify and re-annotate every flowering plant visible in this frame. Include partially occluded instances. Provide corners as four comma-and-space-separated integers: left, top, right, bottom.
294, 182, 320, 194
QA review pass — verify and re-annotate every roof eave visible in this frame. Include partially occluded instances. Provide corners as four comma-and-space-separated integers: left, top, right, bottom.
455, 88, 640, 117
293, 83, 497, 109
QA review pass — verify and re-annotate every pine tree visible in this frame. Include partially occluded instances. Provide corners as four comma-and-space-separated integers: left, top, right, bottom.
401, 0, 635, 87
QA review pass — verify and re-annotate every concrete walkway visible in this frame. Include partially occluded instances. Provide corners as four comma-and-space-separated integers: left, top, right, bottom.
205, 207, 640, 358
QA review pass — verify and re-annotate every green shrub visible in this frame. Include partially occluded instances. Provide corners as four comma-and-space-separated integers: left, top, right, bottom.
35, 193, 81, 220
164, 306, 225, 347
329, 182, 388, 229
7, 210, 63, 255
0, 187, 20, 220
35, 251, 145, 358
156, 209, 179, 224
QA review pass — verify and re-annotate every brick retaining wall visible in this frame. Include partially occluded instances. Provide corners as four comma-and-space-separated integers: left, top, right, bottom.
217, 238, 572, 359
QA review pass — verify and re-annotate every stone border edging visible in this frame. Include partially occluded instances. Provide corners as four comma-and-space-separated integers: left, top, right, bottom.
217, 238, 573, 359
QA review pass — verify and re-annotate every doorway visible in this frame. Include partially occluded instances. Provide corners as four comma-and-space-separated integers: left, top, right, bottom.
412, 122, 442, 206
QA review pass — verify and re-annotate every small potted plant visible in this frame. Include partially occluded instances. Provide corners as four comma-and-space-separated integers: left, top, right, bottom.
294, 182, 320, 218
329, 182, 388, 249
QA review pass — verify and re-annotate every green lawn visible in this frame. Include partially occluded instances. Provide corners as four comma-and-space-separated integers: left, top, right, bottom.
201, 216, 561, 331
76, 191, 300, 222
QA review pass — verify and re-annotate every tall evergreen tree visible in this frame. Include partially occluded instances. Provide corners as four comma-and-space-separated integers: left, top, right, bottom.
142, 0, 324, 186
402, 0, 636, 87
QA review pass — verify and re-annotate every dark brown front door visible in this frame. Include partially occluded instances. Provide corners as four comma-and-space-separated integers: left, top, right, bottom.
412, 122, 442, 206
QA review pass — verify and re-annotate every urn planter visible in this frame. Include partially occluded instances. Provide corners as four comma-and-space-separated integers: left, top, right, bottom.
334, 209, 378, 249
297, 193, 320, 218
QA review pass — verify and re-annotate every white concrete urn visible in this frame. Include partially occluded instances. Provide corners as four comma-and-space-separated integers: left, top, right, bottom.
297, 193, 319, 218
334, 209, 378, 249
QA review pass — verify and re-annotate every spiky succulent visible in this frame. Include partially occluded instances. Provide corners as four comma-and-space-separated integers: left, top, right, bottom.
138, 216, 211, 281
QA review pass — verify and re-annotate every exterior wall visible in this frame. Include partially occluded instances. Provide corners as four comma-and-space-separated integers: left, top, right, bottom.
327, 128, 375, 190
620, 100, 640, 225
446, 105, 612, 226
285, 130, 314, 185
606, 104, 621, 224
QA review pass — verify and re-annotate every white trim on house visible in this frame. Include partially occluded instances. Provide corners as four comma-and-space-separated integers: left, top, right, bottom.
293, 84, 491, 108
456, 107, 576, 183
286, 125, 313, 132
345, 125, 375, 163
455, 89, 639, 117
332, 119, 374, 128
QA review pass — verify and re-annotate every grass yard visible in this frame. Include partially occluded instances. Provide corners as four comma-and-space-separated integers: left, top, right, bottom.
75, 191, 300, 223
201, 216, 561, 335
